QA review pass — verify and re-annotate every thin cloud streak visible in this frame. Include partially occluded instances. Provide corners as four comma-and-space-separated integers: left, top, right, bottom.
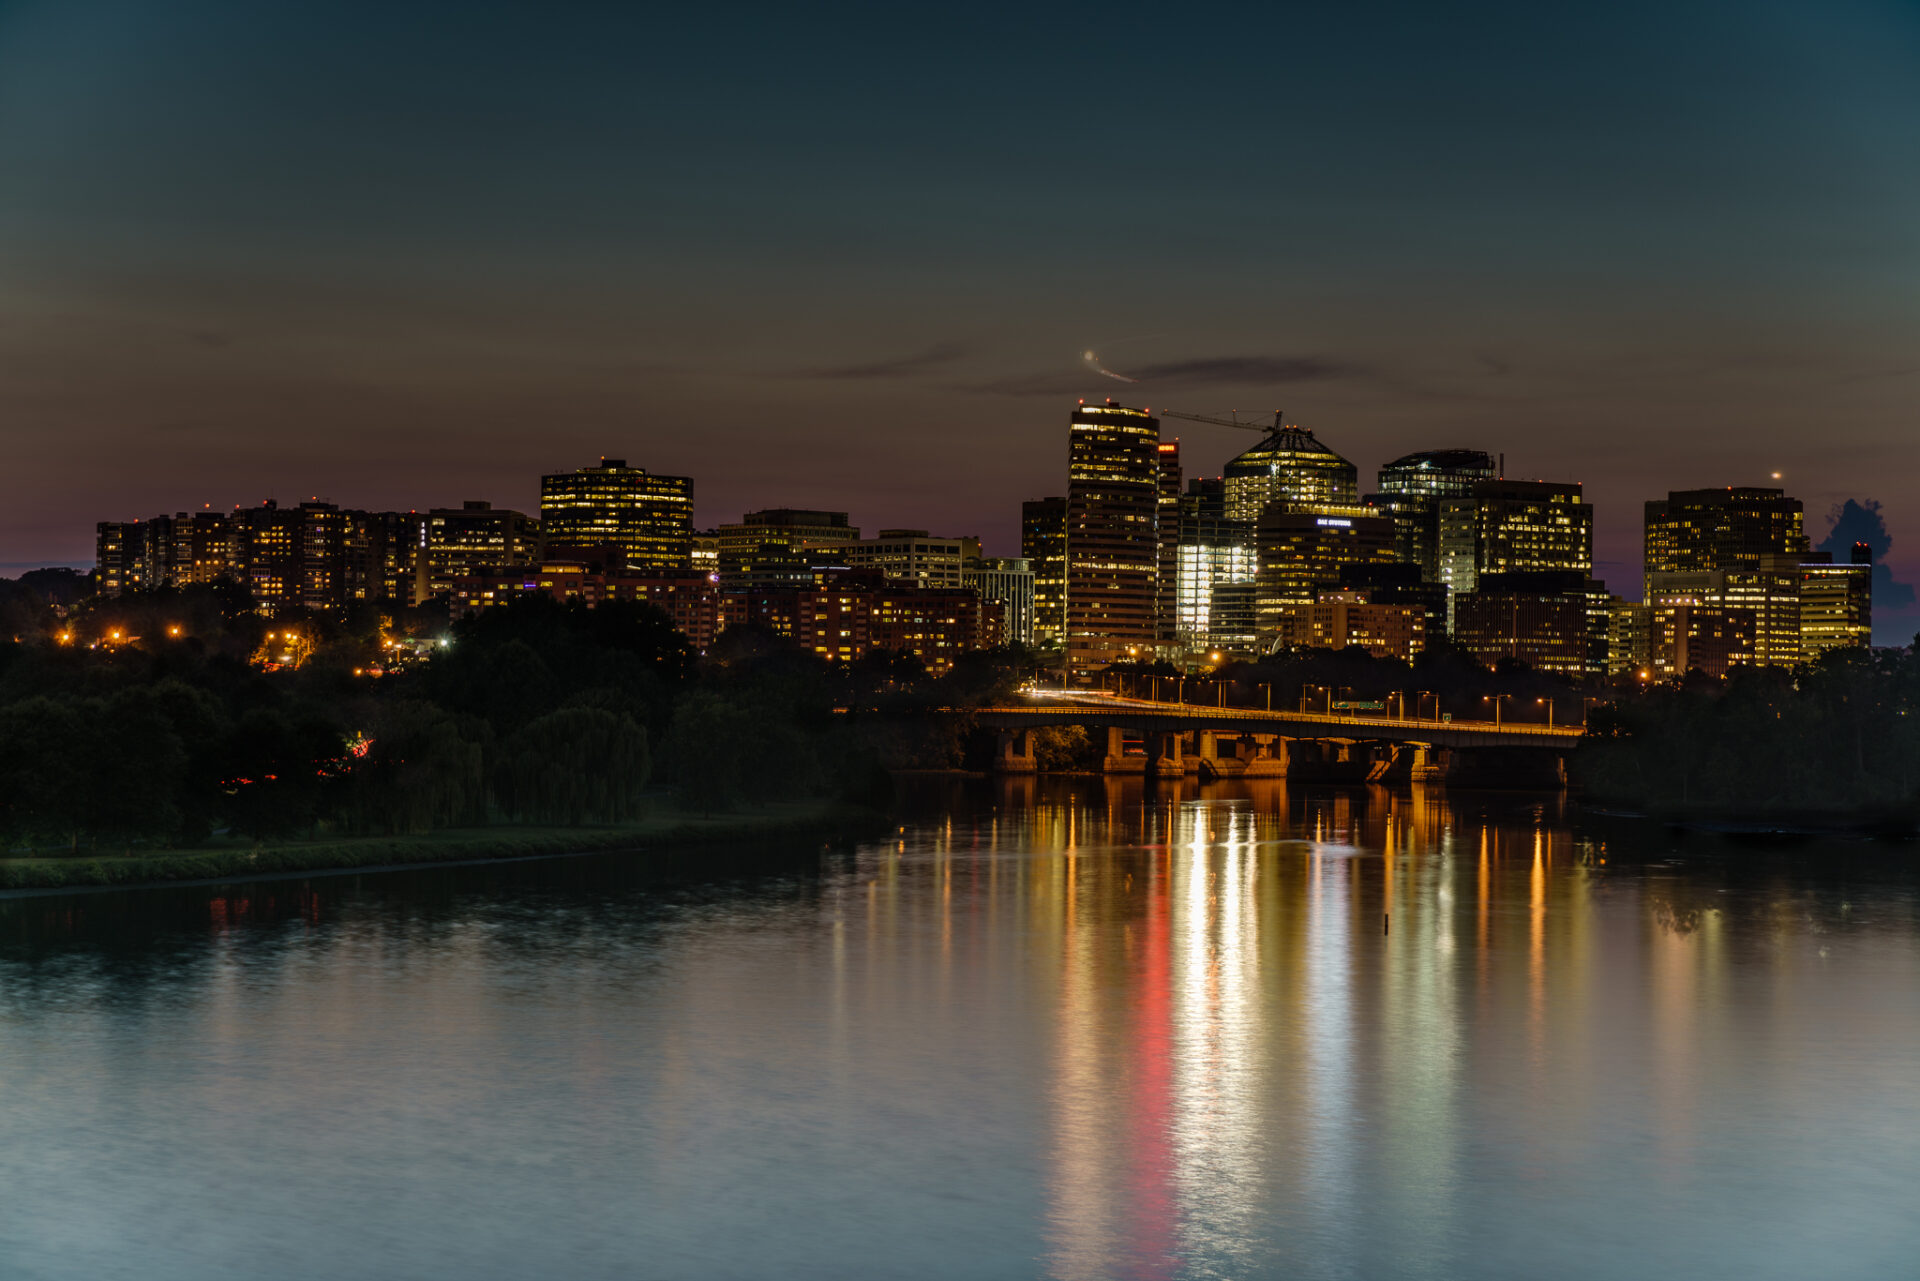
961, 353, 1363, 398
786, 342, 973, 381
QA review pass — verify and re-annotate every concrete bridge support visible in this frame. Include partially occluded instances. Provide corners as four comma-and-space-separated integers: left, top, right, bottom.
1409, 744, 1446, 784
1242, 734, 1288, 778
1102, 726, 1145, 774
993, 727, 1037, 774
1147, 730, 1186, 779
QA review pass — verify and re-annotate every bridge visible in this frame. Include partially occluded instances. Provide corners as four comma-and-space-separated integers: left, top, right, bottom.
974, 691, 1584, 785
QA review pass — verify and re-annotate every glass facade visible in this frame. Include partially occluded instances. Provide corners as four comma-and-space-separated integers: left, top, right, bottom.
1367, 449, 1497, 583
1253, 506, 1395, 647
1065, 403, 1161, 673
1222, 423, 1359, 523
1172, 478, 1256, 652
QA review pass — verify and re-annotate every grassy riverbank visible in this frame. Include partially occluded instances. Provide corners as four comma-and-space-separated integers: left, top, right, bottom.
0, 801, 886, 891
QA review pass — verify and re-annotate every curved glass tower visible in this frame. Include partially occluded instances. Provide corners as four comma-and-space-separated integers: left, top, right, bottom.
1222, 424, 1358, 522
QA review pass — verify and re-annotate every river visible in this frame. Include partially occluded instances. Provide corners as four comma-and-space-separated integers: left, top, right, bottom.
2, 778, 1917, 1280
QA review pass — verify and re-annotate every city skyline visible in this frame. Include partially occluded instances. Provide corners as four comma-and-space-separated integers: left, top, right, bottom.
3, 0, 1919, 641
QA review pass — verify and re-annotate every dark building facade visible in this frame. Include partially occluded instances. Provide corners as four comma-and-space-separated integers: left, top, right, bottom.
1644, 487, 1805, 578
1452, 570, 1599, 677
1021, 496, 1068, 650
1367, 448, 1498, 583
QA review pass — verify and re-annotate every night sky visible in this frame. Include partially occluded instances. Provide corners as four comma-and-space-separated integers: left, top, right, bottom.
4, 1, 1918, 636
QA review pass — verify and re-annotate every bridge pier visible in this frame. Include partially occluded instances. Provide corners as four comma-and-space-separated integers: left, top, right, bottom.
1147, 730, 1185, 779
993, 727, 1037, 774
1409, 744, 1446, 783
1102, 726, 1145, 774
1241, 734, 1287, 778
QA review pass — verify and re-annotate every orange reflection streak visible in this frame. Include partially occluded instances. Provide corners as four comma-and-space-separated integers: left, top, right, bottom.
1126, 843, 1178, 1275
1530, 829, 1546, 1065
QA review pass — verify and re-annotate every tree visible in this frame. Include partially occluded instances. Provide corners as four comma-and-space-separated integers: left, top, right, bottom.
496, 706, 650, 825
661, 690, 759, 815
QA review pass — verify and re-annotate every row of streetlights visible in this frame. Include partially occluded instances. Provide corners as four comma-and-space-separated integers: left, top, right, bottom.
1103, 671, 1604, 726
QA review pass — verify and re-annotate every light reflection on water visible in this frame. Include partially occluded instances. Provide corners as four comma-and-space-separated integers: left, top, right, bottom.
2, 778, 1919, 1280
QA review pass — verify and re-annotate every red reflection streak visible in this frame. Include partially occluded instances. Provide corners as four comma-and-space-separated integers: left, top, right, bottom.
1126, 850, 1178, 1276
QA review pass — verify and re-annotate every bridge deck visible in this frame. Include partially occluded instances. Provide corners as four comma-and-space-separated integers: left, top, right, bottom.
975, 693, 1583, 749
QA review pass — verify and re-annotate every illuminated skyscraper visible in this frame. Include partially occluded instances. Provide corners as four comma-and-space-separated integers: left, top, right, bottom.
963, 556, 1036, 647
1438, 480, 1592, 600
1367, 448, 1497, 582
1452, 570, 1598, 677
540, 458, 694, 569
713, 508, 857, 574
1222, 421, 1359, 522
1155, 439, 1182, 643
1799, 544, 1872, 659
1644, 487, 1805, 577
415, 501, 541, 601
1254, 506, 1394, 646
1172, 478, 1256, 653
1646, 558, 1803, 668
1065, 401, 1161, 673
1021, 496, 1068, 649
841, 531, 979, 589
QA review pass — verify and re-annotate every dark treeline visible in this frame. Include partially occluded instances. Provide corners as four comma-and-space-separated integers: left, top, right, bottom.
1578, 645, 1920, 818
0, 582, 1033, 853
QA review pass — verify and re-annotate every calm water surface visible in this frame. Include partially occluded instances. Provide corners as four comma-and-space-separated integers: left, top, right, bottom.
3, 779, 1918, 1280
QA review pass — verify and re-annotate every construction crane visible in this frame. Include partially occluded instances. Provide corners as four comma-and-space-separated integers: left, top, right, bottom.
1159, 409, 1287, 433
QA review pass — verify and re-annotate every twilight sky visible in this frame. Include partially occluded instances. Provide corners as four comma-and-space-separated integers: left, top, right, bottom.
3, 1, 1918, 634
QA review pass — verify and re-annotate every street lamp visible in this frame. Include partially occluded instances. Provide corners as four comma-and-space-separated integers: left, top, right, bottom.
1482, 694, 1512, 726
1535, 695, 1555, 727
1417, 690, 1437, 721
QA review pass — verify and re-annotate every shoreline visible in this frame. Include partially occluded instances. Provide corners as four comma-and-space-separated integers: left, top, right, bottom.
0, 802, 889, 895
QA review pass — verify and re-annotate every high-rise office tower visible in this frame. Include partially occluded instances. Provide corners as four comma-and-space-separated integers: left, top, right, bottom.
1646, 556, 1805, 669
1452, 570, 1600, 677
1367, 449, 1497, 582
1254, 506, 1395, 646
1799, 543, 1873, 659
1645, 487, 1805, 577
1222, 421, 1359, 522
540, 458, 694, 569
841, 531, 978, 590
1021, 496, 1068, 649
963, 556, 1036, 647
1155, 439, 1182, 643
416, 501, 542, 601
1065, 401, 1161, 673
1172, 478, 1257, 653
713, 508, 858, 574
1439, 479, 1593, 601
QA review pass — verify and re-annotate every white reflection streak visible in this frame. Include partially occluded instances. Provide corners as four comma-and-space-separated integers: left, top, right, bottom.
1047, 842, 1117, 1280
1304, 843, 1355, 1241
1171, 806, 1265, 1269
